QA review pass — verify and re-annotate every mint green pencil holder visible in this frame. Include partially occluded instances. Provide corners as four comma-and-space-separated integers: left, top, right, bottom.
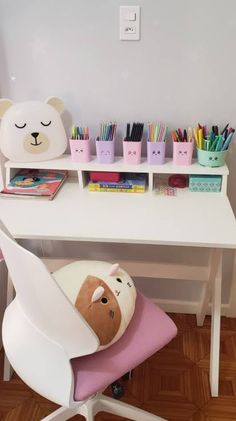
197, 149, 227, 167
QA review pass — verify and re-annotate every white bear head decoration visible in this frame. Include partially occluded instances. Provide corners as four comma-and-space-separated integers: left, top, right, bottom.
0, 97, 67, 162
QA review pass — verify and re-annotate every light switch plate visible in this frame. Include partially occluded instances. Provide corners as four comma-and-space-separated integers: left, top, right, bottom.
126, 12, 136, 21
120, 6, 140, 40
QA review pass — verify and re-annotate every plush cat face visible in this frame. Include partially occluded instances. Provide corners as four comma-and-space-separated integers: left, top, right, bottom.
53, 261, 137, 351
75, 262, 136, 349
75, 275, 122, 346
0, 97, 67, 162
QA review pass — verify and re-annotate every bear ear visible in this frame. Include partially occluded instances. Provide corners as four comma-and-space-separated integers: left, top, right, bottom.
46, 96, 64, 114
0, 99, 13, 118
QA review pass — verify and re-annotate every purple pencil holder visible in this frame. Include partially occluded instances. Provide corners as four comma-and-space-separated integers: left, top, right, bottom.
173, 141, 194, 165
69, 139, 91, 163
147, 141, 166, 165
96, 139, 115, 164
123, 140, 142, 165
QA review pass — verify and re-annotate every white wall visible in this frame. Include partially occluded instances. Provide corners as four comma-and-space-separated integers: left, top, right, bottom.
0, 0, 236, 309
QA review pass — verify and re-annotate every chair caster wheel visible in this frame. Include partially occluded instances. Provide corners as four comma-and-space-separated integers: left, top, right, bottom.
111, 381, 124, 399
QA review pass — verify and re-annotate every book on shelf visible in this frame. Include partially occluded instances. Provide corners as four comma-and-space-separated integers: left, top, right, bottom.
0, 168, 68, 200
89, 187, 144, 192
88, 173, 146, 193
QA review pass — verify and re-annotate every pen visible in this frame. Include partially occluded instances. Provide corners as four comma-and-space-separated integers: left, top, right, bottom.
209, 137, 218, 151
178, 128, 183, 141
198, 128, 203, 149
222, 132, 234, 150
193, 127, 199, 147
126, 123, 130, 141
221, 123, 229, 135
183, 129, 187, 142
171, 131, 177, 142
162, 125, 167, 141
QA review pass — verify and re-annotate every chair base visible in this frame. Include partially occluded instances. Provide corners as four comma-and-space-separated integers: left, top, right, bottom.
41, 393, 167, 421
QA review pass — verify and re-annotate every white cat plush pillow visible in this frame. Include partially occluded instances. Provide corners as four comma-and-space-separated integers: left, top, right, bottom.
53, 261, 137, 351
0, 97, 67, 162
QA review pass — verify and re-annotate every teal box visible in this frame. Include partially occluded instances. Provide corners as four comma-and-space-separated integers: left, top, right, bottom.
189, 175, 222, 192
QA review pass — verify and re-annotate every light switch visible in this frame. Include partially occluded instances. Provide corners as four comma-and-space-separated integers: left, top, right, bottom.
120, 6, 140, 41
126, 12, 136, 21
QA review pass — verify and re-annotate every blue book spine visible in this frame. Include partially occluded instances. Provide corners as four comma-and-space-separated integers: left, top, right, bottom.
90, 181, 133, 188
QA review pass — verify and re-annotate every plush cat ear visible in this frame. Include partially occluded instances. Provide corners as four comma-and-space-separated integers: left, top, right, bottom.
0, 99, 13, 118
109, 263, 120, 276
46, 96, 64, 114
91, 286, 105, 303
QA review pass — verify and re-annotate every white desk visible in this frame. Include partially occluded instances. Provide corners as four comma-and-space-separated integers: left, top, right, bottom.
1, 179, 236, 397
1, 181, 236, 247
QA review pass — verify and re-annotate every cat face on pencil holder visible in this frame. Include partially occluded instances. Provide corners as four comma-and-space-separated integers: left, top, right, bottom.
173, 141, 194, 165
96, 139, 115, 164
147, 141, 166, 165
123, 140, 142, 165
69, 139, 91, 163
0, 97, 67, 162
197, 149, 227, 167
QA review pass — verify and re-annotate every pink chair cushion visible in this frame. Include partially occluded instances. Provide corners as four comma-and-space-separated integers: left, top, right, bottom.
71, 292, 177, 401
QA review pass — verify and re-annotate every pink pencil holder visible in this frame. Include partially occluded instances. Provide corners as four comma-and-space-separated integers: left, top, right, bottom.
96, 140, 115, 164
69, 139, 91, 163
147, 141, 166, 165
173, 141, 194, 165
123, 140, 142, 165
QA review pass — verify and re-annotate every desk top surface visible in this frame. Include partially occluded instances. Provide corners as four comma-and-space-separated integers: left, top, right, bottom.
0, 181, 236, 248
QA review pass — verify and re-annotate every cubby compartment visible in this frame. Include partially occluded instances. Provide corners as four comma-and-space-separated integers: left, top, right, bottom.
82, 170, 148, 193
152, 172, 224, 196
153, 173, 188, 196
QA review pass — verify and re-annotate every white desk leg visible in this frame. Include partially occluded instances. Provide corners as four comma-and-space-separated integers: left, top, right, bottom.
197, 249, 219, 326
3, 274, 14, 381
226, 250, 236, 317
210, 249, 222, 397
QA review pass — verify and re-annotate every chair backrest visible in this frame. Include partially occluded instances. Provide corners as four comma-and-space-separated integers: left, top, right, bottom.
0, 219, 99, 358
0, 150, 6, 192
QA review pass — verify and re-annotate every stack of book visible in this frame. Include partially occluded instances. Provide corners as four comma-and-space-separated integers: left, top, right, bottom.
0, 168, 68, 200
88, 173, 146, 193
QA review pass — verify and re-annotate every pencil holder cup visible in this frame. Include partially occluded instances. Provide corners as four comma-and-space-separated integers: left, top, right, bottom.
173, 141, 194, 165
197, 149, 227, 167
69, 139, 91, 163
96, 139, 115, 164
147, 141, 166, 165
123, 140, 142, 165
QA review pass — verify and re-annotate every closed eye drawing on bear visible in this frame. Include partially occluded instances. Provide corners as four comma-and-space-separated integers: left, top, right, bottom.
15, 123, 26, 129
41, 121, 51, 126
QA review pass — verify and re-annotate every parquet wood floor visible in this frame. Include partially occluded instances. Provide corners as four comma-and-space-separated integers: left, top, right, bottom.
0, 313, 236, 420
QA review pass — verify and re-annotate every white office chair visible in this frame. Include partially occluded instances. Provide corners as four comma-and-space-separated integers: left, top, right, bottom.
0, 220, 177, 421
